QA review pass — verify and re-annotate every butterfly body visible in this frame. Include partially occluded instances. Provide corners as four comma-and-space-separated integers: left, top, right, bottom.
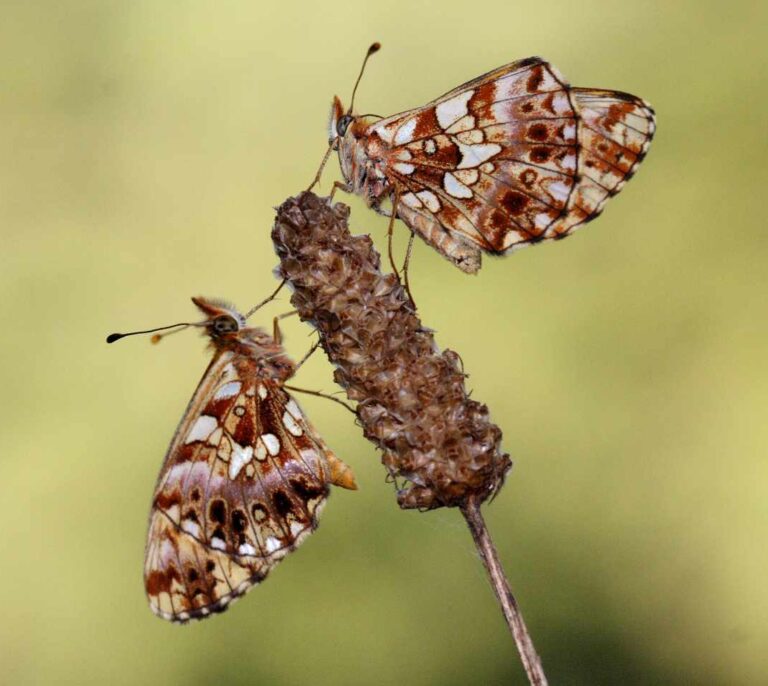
143, 297, 355, 623
329, 57, 655, 273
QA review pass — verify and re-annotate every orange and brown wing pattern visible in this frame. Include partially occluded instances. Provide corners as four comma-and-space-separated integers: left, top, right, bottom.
144, 509, 269, 622
145, 350, 347, 622
361, 58, 654, 272
543, 88, 656, 240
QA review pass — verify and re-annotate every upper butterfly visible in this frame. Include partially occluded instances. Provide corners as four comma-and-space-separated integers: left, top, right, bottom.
328, 48, 655, 273
109, 296, 356, 622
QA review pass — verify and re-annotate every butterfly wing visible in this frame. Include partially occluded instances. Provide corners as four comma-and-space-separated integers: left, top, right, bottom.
365, 58, 654, 272
543, 87, 656, 239
145, 351, 337, 622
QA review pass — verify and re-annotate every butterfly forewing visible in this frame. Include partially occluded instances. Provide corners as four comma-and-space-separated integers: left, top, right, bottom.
334, 56, 654, 272
144, 300, 353, 623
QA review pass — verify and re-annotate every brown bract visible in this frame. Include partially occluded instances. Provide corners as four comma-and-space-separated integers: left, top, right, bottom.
272, 192, 511, 509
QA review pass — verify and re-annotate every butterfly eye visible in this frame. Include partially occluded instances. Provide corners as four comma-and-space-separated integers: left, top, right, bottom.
336, 114, 353, 137
212, 315, 239, 334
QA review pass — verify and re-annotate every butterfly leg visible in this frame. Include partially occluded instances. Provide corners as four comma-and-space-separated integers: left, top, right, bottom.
402, 230, 416, 306
386, 189, 402, 280
328, 180, 352, 203
244, 279, 286, 319
283, 384, 356, 415
307, 141, 335, 192
292, 339, 321, 371
271, 310, 299, 345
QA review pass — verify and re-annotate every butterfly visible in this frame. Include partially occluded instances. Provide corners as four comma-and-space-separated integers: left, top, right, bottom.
112, 296, 356, 622
328, 49, 656, 273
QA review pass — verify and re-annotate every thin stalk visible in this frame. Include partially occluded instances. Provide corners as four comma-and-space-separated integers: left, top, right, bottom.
460, 497, 548, 686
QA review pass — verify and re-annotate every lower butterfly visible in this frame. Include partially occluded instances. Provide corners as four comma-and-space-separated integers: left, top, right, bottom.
109, 296, 356, 622
325, 46, 656, 273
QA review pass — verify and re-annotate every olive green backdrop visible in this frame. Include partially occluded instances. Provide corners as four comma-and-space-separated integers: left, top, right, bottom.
2, 1, 765, 684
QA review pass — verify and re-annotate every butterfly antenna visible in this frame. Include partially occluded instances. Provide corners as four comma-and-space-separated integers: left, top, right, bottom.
348, 42, 381, 114
106, 322, 196, 344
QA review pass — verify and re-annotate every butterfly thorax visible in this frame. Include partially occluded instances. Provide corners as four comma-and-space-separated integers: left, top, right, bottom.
212, 327, 296, 384
337, 118, 390, 209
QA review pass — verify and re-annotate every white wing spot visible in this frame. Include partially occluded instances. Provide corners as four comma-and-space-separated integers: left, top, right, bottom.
265, 536, 281, 554
283, 411, 303, 437
436, 91, 473, 129
374, 123, 394, 144
548, 181, 571, 203
562, 154, 577, 172
394, 118, 417, 145
214, 381, 241, 400
457, 142, 502, 169
534, 212, 552, 229
255, 439, 268, 461
401, 192, 423, 209
424, 139, 437, 155
234, 406, 245, 417
257, 384, 268, 400
286, 399, 302, 419
262, 433, 280, 456
416, 190, 441, 212
181, 519, 201, 537
211, 537, 227, 551
229, 442, 254, 479
444, 172, 474, 199
551, 91, 572, 115
238, 543, 257, 556
289, 521, 306, 538
393, 162, 415, 175
185, 415, 218, 444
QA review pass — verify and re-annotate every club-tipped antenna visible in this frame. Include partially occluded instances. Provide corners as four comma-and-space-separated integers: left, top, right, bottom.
348, 42, 380, 114
106, 322, 195, 344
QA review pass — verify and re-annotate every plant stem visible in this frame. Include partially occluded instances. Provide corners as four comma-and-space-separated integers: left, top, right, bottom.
460, 497, 548, 686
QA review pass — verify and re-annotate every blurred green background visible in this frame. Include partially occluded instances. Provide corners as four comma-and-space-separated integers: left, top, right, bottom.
2, 1, 766, 684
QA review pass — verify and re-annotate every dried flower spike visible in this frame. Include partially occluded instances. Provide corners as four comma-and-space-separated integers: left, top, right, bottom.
272, 192, 511, 510
271, 192, 547, 684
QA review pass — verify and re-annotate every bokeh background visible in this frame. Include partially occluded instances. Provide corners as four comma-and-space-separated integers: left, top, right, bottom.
2, 1, 766, 684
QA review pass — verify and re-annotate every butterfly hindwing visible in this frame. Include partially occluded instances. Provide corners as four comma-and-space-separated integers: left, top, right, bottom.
543, 87, 656, 240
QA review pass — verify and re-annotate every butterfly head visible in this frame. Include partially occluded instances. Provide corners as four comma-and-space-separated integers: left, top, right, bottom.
192, 297, 244, 336
328, 96, 354, 146
192, 297, 277, 351
328, 97, 388, 206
